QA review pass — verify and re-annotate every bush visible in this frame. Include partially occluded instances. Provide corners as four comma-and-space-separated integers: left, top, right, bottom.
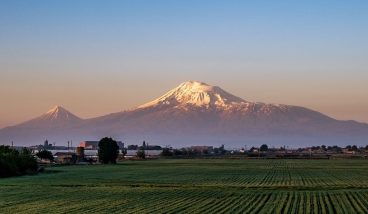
0, 146, 38, 178
136, 150, 146, 159
36, 149, 54, 161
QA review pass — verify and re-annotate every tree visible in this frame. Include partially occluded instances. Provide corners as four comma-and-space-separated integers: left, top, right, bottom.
219, 144, 226, 155
0, 145, 38, 178
330, 145, 342, 153
98, 137, 119, 164
18, 148, 38, 174
137, 149, 146, 159
161, 148, 173, 157
36, 149, 54, 161
260, 144, 269, 152
121, 147, 127, 157
173, 149, 183, 156
128, 145, 138, 150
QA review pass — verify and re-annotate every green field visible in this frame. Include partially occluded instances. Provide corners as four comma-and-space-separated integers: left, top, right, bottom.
1, 159, 368, 213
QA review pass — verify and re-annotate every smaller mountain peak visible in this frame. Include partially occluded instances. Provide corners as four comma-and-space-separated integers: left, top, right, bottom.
41, 105, 81, 122
13, 105, 82, 128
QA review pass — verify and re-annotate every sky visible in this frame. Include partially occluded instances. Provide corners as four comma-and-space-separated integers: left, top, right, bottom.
0, 0, 367, 128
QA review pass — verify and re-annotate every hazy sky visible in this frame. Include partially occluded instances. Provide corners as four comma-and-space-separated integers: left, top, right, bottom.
1, 0, 367, 128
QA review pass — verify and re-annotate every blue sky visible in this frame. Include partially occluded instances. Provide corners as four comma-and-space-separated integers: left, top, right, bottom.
0, 0, 367, 126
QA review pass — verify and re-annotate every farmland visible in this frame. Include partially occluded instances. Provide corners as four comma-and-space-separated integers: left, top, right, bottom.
1, 159, 368, 213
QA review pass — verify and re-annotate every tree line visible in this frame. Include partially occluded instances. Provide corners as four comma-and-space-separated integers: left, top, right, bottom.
0, 145, 38, 178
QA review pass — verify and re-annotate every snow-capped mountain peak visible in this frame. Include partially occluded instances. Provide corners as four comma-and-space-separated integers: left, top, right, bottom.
45, 105, 67, 119
138, 81, 246, 109
46, 105, 65, 114
41, 105, 81, 121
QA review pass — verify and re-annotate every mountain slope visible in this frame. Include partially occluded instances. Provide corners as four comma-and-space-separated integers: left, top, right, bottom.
1, 81, 368, 146
87, 81, 368, 146
17, 106, 83, 128
0, 106, 84, 145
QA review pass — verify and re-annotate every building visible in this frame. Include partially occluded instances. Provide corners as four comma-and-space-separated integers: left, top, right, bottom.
54, 152, 77, 164
79, 141, 124, 150
79, 141, 99, 150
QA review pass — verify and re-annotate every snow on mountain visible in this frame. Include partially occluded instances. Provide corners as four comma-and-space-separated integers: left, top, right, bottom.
138, 81, 246, 109
43, 105, 81, 121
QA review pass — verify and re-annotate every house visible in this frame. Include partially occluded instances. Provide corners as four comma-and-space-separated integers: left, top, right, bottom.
54, 152, 77, 164
342, 148, 355, 155
79, 141, 99, 150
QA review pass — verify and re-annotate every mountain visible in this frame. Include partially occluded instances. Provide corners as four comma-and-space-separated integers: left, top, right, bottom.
17, 105, 83, 128
0, 106, 84, 145
1, 81, 368, 147
86, 81, 368, 146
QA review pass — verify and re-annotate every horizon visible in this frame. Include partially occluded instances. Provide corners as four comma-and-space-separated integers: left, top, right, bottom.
1, 0, 368, 128
1, 79, 368, 129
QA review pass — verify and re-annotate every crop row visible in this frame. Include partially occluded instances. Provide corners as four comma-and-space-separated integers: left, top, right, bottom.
158, 160, 368, 189
1, 159, 368, 213
110, 189, 368, 213
1, 186, 368, 213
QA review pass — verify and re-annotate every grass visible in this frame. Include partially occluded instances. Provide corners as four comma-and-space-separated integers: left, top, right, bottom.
1, 159, 368, 213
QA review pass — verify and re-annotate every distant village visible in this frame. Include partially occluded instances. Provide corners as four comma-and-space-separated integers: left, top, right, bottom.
10, 139, 368, 165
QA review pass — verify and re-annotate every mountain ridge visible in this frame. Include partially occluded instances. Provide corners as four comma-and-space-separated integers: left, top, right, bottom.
1, 81, 368, 146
